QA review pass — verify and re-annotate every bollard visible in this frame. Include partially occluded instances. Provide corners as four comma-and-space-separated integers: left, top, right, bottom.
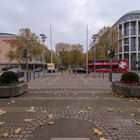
102, 72, 104, 79
99, 72, 100, 77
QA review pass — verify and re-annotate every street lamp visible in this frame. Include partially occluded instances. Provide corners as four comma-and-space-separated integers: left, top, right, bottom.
91, 34, 98, 76
40, 34, 47, 77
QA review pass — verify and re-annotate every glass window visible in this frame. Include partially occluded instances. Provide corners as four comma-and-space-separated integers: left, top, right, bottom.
124, 38, 129, 45
124, 45, 129, 52
131, 37, 136, 51
131, 21, 136, 35
124, 23, 129, 36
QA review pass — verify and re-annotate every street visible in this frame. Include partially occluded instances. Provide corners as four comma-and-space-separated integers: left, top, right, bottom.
0, 73, 140, 140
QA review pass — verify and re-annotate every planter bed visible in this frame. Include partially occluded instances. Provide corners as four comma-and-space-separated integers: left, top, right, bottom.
112, 82, 140, 97
0, 83, 28, 97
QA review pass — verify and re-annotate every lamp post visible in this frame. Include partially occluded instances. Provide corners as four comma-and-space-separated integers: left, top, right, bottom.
108, 28, 114, 82
91, 34, 98, 76
40, 34, 47, 77
86, 25, 89, 76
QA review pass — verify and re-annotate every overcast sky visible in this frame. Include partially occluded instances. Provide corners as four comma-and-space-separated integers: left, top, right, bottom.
0, 0, 140, 51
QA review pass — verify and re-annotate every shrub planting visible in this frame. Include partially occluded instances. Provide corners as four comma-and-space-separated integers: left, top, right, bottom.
0, 71, 18, 84
121, 72, 139, 83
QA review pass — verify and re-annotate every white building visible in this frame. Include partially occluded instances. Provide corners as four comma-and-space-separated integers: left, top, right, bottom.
113, 10, 140, 70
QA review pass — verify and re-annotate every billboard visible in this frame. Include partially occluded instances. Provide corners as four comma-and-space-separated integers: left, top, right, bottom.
47, 63, 55, 70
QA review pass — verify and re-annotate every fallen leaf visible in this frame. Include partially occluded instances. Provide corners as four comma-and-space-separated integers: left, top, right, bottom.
112, 127, 118, 130
106, 108, 114, 112
66, 106, 71, 109
92, 128, 103, 136
39, 123, 44, 126
1, 132, 8, 138
26, 107, 36, 113
128, 99, 135, 102
0, 122, 5, 125
14, 128, 22, 134
78, 110, 85, 114
99, 136, 107, 140
135, 121, 140, 125
87, 107, 91, 110
23, 119, 33, 122
11, 99, 15, 103
47, 114, 53, 119
47, 121, 54, 125
0, 110, 7, 115
136, 109, 140, 112
134, 99, 140, 102
130, 113, 136, 117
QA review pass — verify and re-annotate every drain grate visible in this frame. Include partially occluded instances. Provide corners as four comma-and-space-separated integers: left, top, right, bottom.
51, 138, 90, 140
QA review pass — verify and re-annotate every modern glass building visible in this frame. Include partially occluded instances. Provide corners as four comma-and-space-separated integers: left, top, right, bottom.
113, 10, 140, 70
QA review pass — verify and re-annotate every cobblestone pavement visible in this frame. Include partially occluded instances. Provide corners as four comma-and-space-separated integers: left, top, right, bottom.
0, 73, 140, 140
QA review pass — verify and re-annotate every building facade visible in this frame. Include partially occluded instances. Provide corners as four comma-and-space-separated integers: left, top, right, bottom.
0, 33, 47, 70
0, 33, 16, 66
113, 10, 140, 70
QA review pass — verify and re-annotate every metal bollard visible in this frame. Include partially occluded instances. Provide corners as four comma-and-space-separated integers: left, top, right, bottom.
102, 72, 104, 79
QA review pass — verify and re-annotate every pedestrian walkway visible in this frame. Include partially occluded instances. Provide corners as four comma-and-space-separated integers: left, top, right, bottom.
0, 74, 140, 140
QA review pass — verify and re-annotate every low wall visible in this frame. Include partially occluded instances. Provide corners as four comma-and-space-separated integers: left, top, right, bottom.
112, 82, 140, 97
0, 83, 28, 97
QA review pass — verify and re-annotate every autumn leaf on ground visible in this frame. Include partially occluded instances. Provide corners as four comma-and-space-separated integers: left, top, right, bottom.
78, 110, 85, 115
14, 128, 22, 134
87, 107, 91, 110
112, 127, 118, 130
26, 107, 36, 113
0, 122, 5, 125
0, 110, 7, 115
47, 121, 54, 125
128, 99, 135, 102
99, 136, 107, 140
92, 128, 103, 136
47, 114, 53, 119
130, 113, 136, 117
106, 108, 114, 112
11, 99, 15, 103
23, 119, 33, 123
1, 132, 8, 138
136, 109, 140, 112
135, 121, 140, 125
66, 106, 71, 109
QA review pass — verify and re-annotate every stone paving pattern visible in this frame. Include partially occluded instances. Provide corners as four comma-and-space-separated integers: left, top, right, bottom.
0, 73, 140, 140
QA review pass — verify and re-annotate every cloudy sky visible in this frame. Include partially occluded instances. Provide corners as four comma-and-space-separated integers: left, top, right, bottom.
0, 0, 140, 51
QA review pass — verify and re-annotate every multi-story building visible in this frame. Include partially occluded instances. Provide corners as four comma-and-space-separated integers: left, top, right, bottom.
0, 33, 47, 70
0, 33, 16, 68
113, 10, 140, 70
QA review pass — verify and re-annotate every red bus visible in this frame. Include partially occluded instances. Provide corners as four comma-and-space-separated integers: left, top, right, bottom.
88, 59, 128, 73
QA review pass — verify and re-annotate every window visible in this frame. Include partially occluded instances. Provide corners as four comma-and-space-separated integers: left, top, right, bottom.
124, 23, 129, 36
131, 37, 136, 51
124, 38, 129, 45
131, 21, 136, 35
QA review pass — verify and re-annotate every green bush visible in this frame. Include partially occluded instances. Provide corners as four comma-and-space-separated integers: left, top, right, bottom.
0, 71, 18, 84
121, 72, 139, 83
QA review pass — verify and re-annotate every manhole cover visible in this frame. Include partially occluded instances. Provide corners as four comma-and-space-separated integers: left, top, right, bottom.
51, 138, 90, 140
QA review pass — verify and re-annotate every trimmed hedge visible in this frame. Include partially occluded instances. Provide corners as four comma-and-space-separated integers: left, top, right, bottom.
0, 71, 18, 84
121, 72, 139, 83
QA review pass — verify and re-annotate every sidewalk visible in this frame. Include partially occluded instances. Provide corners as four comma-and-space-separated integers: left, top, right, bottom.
0, 74, 139, 140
